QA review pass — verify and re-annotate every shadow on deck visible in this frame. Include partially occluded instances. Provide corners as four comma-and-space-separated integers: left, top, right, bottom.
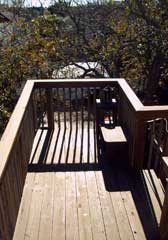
14, 124, 164, 240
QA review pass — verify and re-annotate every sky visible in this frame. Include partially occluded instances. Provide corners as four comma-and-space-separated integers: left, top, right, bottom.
24, 0, 90, 7
24, 0, 121, 8
24, 0, 53, 7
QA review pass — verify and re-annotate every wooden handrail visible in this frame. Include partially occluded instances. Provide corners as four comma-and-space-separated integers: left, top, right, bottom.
33, 78, 168, 169
33, 78, 143, 109
117, 79, 143, 111
33, 78, 119, 88
0, 80, 34, 183
1, 78, 168, 239
0, 80, 35, 239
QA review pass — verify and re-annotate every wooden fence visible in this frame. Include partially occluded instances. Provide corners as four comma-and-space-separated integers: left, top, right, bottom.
0, 78, 168, 239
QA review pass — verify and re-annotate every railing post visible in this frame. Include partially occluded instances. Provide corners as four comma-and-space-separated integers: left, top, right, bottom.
46, 88, 54, 129
32, 93, 38, 133
133, 119, 146, 169
159, 179, 168, 240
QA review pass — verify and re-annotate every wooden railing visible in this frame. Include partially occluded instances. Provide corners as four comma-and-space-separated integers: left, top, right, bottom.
117, 79, 144, 168
144, 118, 168, 240
0, 78, 168, 239
0, 81, 35, 239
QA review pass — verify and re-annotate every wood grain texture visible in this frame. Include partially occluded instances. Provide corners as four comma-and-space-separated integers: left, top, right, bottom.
3, 78, 168, 240
159, 182, 168, 240
14, 124, 163, 240
0, 81, 35, 240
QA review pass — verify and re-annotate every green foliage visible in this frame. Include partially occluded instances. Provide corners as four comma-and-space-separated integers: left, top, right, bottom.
0, 14, 63, 134
1, 0, 168, 135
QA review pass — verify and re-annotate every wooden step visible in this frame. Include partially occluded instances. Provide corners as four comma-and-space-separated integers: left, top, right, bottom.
100, 126, 128, 165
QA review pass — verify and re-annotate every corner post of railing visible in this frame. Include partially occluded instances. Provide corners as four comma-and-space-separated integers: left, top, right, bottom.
46, 87, 54, 130
159, 178, 168, 240
117, 79, 146, 169
133, 116, 146, 169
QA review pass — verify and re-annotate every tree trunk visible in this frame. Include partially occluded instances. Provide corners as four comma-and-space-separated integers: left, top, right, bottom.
144, 55, 163, 104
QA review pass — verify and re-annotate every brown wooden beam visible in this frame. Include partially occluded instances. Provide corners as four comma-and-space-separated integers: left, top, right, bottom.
159, 179, 168, 240
46, 88, 54, 130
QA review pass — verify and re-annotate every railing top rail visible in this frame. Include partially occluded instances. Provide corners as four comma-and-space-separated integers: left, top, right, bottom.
117, 79, 144, 111
33, 78, 119, 88
33, 78, 144, 112
33, 78, 168, 112
137, 106, 168, 120
0, 80, 34, 183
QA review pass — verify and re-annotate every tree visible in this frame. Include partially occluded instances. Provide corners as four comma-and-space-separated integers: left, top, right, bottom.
0, 12, 64, 135
1, 0, 168, 135
48, 0, 128, 77
125, 0, 168, 102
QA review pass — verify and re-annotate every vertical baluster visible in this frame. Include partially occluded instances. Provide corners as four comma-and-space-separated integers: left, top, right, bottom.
63, 88, 66, 129
0, 184, 11, 239
80, 88, 84, 162
75, 88, 78, 125
53, 89, 56, 125
93, 87, 97, 163
163, 119, 168, 155
39, 88, 44, 128
69, 88, 72, 128
4, 173, 14, 236
81, 88, 84, 129
57, 88, 61, 129
147, 121, 155, 169
0, 196, 7, 239
32, 91, 37, 133
97, 88, 101, 128
46, 88, 54, 129
87, 87, 90, 163
154, 119, 163, 171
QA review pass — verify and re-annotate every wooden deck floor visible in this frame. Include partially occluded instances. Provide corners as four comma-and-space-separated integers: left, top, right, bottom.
14, 122, 165, 240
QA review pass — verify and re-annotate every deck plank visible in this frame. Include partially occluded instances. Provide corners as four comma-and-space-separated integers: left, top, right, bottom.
82, 124, 89, 163
14, 124, 163, 240
75, 121, 82, 164
24, 173, 44, 240
76, 172, 93, 240
117, 170, 146, 240
143, 170, 164, 224
52, 172, 66, 240
90, 128, 96, 163
45, 128, 59, 164
108, 170, 134, 240
13, 173, 35, 240
30, 130, 47, 164
95, 171, 120, 240
64, 125, 73, 164
53, 125, 66, 164
127, 170, 160, 239
85, 171, 106, 240
38, 173, 54, 240
65, 172, 79, 240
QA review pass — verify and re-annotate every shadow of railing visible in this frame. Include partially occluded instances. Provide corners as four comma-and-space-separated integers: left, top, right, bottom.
102, 165, 161, 240
28, 121, 162, 240
29, 118, 98, 168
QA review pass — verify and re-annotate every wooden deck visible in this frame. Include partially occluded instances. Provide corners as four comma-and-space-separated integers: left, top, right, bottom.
14, 122, 165, 240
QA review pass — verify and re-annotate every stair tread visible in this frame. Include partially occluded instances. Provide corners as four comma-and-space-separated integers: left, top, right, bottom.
100, 126, 127, 143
